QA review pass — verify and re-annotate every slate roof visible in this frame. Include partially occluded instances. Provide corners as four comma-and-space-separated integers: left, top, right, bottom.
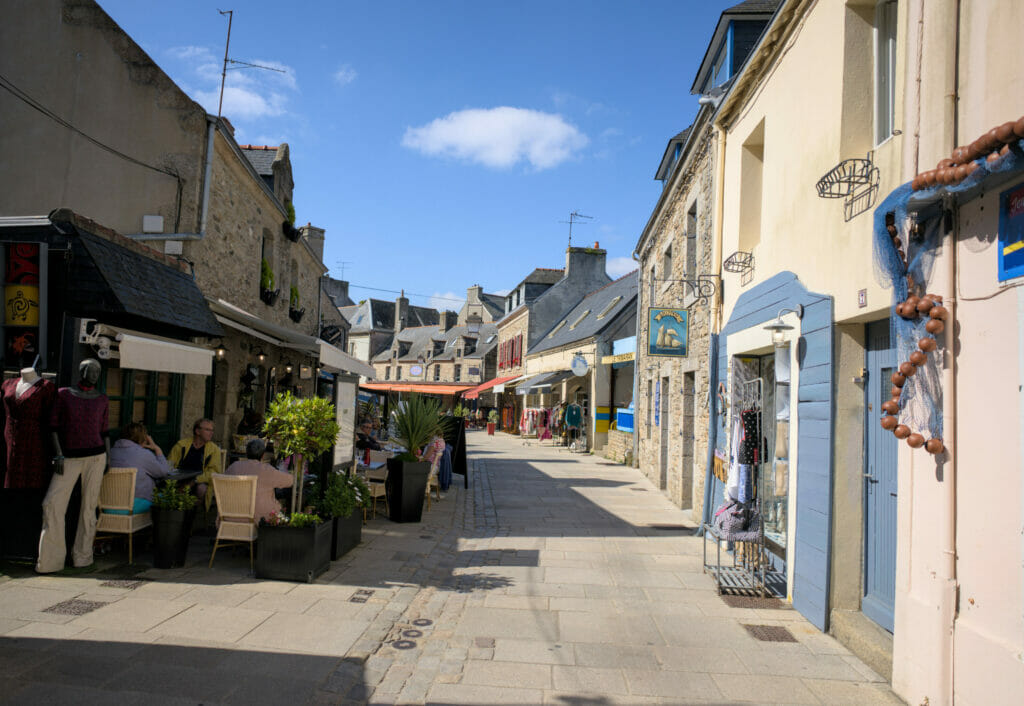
480, 293, 505, 319
371, 322, 500, 364
655, 125, 694, 181
239, 145, 277, 176
727, 0, 780, 13
529, 271, 638, 356
0, 212, 222, 340
521, 268, 564, 286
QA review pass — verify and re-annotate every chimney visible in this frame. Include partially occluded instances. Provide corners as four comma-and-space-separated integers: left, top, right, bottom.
395, 290, 409, 333
299, 223, 325, 261
565, 243, 607, 283
466, 284, 482, 303
439, 310, 456, 332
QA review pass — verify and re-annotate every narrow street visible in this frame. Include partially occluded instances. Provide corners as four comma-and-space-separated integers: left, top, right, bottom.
1, 431, 900, 705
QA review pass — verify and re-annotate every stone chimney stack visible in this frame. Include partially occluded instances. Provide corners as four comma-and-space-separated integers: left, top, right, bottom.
564, 243, 607, 284
395, 290, 409, 333
299, 223, 326, 261
438, 310, 456, 332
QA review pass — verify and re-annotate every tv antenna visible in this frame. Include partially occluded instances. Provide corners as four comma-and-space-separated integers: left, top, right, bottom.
335, 260, 352, 280
559, 211, 593, 246
217, 10, 286, 117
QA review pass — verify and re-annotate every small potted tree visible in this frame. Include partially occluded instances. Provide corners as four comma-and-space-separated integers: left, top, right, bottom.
387, 394, 441, 523
257, 392, 340, 581
151, 481, 198, 569
317, 472, 368, 560
487, 409, 498, 435
260, 259, 280, 306
452, 403, 469, 429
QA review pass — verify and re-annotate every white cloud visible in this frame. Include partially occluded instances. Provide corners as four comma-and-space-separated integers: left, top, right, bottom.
428, 291, 463, 312
166, 45, 213, 61
194, 85, 287, 121
402, 107, 588, 170
334, 64, 357, 86
606, 257, 637, 279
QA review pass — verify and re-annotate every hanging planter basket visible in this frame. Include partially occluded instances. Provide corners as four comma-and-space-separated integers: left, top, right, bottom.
260, 287, 280, 306
282, 221, 301, 242
288, 306, 305, 323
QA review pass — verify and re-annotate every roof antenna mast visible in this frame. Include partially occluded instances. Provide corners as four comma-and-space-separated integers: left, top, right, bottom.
217, 9, 285, 118
559, 211, 593, 247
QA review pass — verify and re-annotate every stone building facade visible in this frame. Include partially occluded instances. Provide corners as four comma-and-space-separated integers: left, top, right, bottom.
634, 120, 717, 514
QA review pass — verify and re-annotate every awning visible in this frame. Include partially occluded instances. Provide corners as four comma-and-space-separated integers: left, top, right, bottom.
208, 298, 375, 379
95, 324, 213, 376
463, 375, 522, 400
492, 374, 525, 394
535, 370, 574, 388
516, 371, 558, 395
360, 382, 477, 396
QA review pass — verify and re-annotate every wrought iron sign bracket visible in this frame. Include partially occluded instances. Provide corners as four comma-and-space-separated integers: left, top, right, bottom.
653, 274, 719, 304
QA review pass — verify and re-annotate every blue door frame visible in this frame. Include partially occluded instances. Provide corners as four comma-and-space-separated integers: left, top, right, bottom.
863, 320, 898, 632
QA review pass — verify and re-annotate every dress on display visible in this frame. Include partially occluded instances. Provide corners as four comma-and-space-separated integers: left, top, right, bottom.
1, 377, 56, 489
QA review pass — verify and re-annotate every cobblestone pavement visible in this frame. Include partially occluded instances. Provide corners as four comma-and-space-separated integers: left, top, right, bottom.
0, 431, 902, 704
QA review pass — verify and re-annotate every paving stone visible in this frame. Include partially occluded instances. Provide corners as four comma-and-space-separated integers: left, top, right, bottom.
710, 672, 819, 703
426, 682, 546, 704
803, 677, 905, 704
552, 665, 628, 694
623, 668, 723, 699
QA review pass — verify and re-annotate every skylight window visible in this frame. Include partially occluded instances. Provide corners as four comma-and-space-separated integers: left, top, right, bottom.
569, 310, 591, 330
547, 320, 567, 338
597, 296, 622, 319
485, 334, 496, 344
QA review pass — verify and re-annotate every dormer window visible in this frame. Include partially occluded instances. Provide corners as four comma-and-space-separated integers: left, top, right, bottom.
433, 340, 445, 356
463, 337, 477, 355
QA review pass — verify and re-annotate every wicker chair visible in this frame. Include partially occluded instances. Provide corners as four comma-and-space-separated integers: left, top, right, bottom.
95, 467, 153, 565
209, 473, 258, 571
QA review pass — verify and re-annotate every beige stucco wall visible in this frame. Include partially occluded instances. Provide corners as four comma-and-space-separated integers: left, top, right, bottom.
0, 0, 207, 234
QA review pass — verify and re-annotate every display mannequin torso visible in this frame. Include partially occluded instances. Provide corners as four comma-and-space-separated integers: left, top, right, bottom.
50, 359, 109, 474
16, 368, 40, 399
1, 370, 57, 489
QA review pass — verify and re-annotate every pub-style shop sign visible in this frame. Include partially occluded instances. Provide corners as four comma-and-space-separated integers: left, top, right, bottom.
647, 307, 688, 357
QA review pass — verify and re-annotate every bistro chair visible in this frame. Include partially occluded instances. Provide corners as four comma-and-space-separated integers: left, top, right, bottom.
209, 474, 258, 571
95, 467, 152, 565
424, 455, 441, 511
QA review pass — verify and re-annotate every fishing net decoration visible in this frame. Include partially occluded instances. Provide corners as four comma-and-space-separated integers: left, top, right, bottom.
872, 138, 1024, 443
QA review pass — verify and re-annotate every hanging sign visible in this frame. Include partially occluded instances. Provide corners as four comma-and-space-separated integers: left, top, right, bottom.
571, 354, 589, 376
998, 182, 1024, 281
409, 364, 423, 377
647, 307, 688, 357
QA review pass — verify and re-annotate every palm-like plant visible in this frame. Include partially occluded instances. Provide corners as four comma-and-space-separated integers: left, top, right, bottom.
392, 394, 442, 460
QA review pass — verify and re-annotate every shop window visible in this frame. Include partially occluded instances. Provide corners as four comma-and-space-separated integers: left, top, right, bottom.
874, 0, 897, 145
103, 368, 183, 451
454, 364, 461, 382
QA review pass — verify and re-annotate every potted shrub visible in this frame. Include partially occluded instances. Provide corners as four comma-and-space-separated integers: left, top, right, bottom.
151, 481, 198, 569
316, 472, 368, 560
260, 258, 280, 305
263, 391, 341, 514
386, 394, 442, 523
256, 511, 331, 582
452, 403, 469, 428
487, 409, 498, 435
288, 285, 305, 322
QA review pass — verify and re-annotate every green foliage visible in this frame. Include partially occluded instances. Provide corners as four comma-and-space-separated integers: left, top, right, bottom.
316, 472, 370, 518
391, 393, 442, 460
452, 403, 468, 418
264, 510, 322, 527
264, 391, 340, 461
285, 200, 296, 226
152, 481, 197, 511
488, 409, 499, 423
260, 259, 275, 290
289, 285, 300, 309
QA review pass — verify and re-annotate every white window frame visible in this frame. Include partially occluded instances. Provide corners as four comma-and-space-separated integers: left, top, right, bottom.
874, 0, 898, 145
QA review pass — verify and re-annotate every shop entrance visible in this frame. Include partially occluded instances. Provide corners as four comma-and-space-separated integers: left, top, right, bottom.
863, 320, 898, 632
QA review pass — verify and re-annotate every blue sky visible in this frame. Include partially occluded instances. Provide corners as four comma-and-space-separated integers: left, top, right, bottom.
99, 0, 728, 311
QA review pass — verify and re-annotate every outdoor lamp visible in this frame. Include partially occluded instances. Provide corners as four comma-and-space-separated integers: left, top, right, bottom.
214, 341, 228, 359
762, 305, 803, 346
255, 348, 266, 364
284, 361, 293, 374
466, 311, 483, 334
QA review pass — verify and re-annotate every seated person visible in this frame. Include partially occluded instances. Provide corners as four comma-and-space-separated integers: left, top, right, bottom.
167, 418, 222, 509
107, 421, 171, 514
356, 419, 381, 451
225, 438, 293, 523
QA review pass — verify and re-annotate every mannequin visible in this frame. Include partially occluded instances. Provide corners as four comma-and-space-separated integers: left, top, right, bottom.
36, 359, 110, 573
0, 366, 57, 561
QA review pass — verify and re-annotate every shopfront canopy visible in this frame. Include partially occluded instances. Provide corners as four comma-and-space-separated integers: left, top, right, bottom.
208, 298, 375, 379
516, 370, 571, 395
360, 382, 476, 396
91, 323, 214, 376
462, 374, 522, 399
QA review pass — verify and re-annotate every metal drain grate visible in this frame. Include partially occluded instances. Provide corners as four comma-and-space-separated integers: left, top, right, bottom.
349, 588, 374, 603
742, 624, 798, 642
99, 579, 148, 589
43, 599, 107, 616
722, 594, 789, 610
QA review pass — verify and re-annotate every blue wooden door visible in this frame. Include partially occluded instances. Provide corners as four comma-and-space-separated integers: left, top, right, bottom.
863, 320, 898, 632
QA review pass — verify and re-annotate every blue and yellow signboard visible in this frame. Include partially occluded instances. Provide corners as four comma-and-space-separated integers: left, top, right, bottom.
647, 307, 688, 357
999, 183, 1024, 281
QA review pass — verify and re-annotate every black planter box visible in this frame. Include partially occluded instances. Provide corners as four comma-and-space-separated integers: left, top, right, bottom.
260, 287, 280, 306
331, 510, 362, 560
256, 521, 331, 582
288, 306, 305, 323
385, 459, 430, 523
152, 507, 196, 569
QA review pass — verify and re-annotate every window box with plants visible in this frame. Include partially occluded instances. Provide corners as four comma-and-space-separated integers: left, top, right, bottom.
282, 200, 301, 242
257, 391, 341, 581
260, 258, 280, 306
288, 286, 305, 323
315, 472, 368, 560
151, 481, 198, 569
386, 394, 442, 523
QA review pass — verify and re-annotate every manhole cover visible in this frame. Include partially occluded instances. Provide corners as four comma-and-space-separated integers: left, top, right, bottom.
391, 640, 417, 650
742, 624, 798, 642
722, 594, 789, 610
43, 599, 107, 616
412, 618, 432, 627
99, 579, 148, 589
402, 629, 423, 638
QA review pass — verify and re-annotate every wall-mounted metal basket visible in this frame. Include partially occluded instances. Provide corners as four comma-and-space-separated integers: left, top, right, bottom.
815, 156, 876, 199
723, 251, 754, 274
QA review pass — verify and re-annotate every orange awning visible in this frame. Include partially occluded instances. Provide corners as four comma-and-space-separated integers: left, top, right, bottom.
359, 382, 477, 396
462, 375, 522, 399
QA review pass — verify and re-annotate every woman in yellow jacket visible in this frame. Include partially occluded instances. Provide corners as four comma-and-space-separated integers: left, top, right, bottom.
167, 418, 222, 509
